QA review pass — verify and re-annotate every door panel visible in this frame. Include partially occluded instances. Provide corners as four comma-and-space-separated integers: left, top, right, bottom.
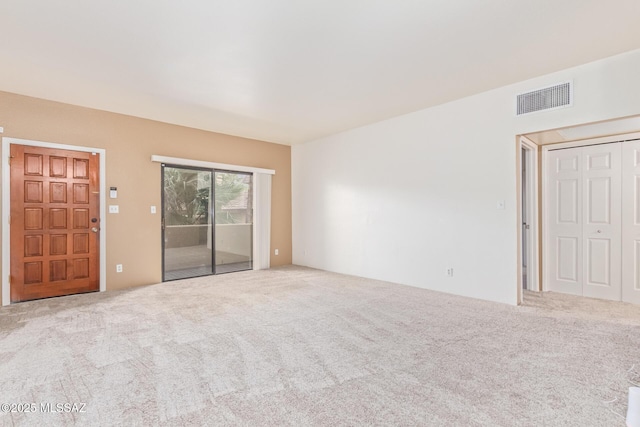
557, 237, 579, 281
547, 149, 583, 295
587, 238, 610, 285
10, 144, 100, 302
557, 179, 579, 223
162, 166, 213, 281
586, 177, 611, 224
622, 140, 640, 304
581, 143, 621, 300
214, 171, 253, 274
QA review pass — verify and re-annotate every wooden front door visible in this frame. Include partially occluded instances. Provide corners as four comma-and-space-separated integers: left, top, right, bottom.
10, 144, 100, 302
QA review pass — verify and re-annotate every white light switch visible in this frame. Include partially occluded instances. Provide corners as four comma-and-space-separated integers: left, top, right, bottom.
496, 200, 505, 210
150, 206, 156, 214
0, 127, 4, 133
275, 249, 279, 256
109, 205, 119, 214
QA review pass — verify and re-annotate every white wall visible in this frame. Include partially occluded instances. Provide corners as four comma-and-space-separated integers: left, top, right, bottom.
292, 49, 640, 305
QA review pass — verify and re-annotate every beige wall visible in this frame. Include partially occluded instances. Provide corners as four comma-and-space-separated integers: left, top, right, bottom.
0, 91, 292, 305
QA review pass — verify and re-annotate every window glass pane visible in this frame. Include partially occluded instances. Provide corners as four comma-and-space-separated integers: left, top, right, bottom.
163, 166, 213, 280
215, 172, 253, 273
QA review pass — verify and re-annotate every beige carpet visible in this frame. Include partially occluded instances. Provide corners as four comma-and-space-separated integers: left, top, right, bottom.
0, 266, 639, 426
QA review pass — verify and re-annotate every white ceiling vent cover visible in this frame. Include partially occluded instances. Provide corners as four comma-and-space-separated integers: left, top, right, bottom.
516, 81, 572, 116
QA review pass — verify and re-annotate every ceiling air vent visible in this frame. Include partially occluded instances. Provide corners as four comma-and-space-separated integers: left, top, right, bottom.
516, 81, 572, 116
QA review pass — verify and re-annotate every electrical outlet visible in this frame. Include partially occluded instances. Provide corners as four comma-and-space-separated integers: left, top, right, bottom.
116, 264, 123, 273
446, 268, 454, 277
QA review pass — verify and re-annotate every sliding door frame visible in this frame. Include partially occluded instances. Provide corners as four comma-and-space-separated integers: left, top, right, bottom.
152, 154, 275, 277
161, 164, 256, 281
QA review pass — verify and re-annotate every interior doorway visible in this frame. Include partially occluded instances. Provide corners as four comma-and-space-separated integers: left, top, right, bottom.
519, 137, 540, 298
522, 147, 528, 290
520, 115, 640, 305
161, 164, 253, 281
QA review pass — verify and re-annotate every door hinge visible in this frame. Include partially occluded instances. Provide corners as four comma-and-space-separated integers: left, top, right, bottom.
8, 215, 10, 225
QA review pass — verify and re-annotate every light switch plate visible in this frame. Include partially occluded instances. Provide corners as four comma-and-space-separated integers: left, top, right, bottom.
150, 206, 156, 214
109, 205, 119, 214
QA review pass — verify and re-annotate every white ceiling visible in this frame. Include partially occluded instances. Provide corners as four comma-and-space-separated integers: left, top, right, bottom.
1, 0, 640, 145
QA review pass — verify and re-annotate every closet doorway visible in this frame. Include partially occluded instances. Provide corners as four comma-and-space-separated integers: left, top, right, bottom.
162, 164, 253, 281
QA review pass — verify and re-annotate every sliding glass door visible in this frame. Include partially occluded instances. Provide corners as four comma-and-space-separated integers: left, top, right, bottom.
214, 171, 253, 273
162, 165, 253, 280
162, 166, 213, 280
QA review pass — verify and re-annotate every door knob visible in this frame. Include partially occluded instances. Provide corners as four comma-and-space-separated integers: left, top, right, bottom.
91, 227, 99, 233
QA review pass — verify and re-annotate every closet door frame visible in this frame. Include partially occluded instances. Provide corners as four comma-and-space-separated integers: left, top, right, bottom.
622, 140, 640, 304
542, 132, 640, 296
